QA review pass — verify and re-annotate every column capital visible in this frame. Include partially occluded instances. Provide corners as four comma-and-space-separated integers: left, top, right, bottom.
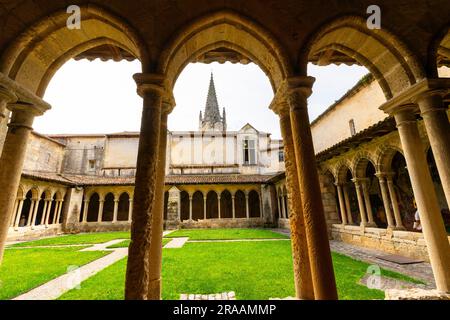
286, 76, 316, 98
375, 172, 387, 179
7, 103, 40, 130
0, 86, 17, 118
133, 73, 168, 98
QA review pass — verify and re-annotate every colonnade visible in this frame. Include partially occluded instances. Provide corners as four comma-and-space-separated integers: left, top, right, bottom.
81, 192, 133, 223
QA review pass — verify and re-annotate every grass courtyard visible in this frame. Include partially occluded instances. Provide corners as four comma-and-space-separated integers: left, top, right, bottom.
1, 229, 423, 300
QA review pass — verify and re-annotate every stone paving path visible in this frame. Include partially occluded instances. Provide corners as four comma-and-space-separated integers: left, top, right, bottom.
164, 237, 189, 248
14, 242, 128, 300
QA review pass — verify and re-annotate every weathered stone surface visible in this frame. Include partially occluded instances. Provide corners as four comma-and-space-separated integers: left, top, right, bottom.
385, 289, 450, 300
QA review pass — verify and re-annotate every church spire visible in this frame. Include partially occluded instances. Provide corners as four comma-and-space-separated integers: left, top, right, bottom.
199, 72, 226, 131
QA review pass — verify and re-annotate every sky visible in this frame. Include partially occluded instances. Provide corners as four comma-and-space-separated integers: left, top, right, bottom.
36, 60, 368, 139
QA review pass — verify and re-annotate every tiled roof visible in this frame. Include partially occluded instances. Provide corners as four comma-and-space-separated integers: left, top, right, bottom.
21, 171, 278, 186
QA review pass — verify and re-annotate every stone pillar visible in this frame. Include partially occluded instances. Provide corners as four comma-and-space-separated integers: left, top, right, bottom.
386, 173, 405, 230
30, 199, 40, 228
97, 199, 105, 223
245, 192, 250, 219
272, 101, 314, 299
203, 196, 207, 220
14, 198, 25, 230
113, 198, 119, 223
361, 179, 375, 226
82, 200, 89, 223
287, 76, 337, 299
231, 194, 235, 219
276, 194, 282, 219
26, 200, 36, 227
343, 185, 354, 224
128, 199, 133, 222
393, 105, 450, 292
352, 179, 368, 227
42, 200, 49, 226
280, 195, 286, 218
55, 200, 63, 224
147, 101, 172, 300
376, 173, 395, 229
10, 199, 18, 227
217, 194, 221, 219
189, 194, 193, 221
416, 91, 450, 208
335, 184, 348, 225
0, 103, 40, 262
125, 73, 165, 300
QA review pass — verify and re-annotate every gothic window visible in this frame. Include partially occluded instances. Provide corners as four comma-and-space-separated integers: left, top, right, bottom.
278, 150, 285, 162
243, 138, 256, 165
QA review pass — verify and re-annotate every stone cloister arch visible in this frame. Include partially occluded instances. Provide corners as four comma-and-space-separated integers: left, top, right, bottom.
302, 15, 450, 293
0, 5, 149, 273
0, 5, 147, 96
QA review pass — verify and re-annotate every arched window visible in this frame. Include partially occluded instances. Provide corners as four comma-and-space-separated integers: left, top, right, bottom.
234, 190, 246, 218
87, 193, 100, 222
19, 190, 33, 227
103, 193, 115, 222
249, 190, 261, 218
117, 193, 130, 221
180, 191, 190, 221
192, 191, 204, 221
206, 191, 218, 219
220, 190, 233, 219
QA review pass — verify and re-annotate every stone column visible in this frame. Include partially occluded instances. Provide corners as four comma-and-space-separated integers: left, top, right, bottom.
352, 179, 368, 227
245, 192, 250, 219
335, 184, 348, 225
10, 199, 18, 227
30, 199, 40, 228
125, 73, 165, 300
97, 199, 105, 223
113, 198, 119, 223
276, 193, 282, 219
361, 179, 375, 226
386, 173, 405, 230
272, 101, 314, 299
343, 185, 354, 224
82, 200, 89, 223
128, 199, 133, 222
26, 200, 36, 227
376, 173, 395, 229
203, 196, 207, 220
280, 195, 286, 218
416, 91, 450, 208
393, 105, 450, 292
147, 101, 173, 300
189, 194, 193, 221
14, 198, 25, 230
0, 103, 40, 262
231, 194, 236, 219
55, 200, 63, 224
42, 200, 49, 226
217, 194, 221, 219
287, 76, 337, 299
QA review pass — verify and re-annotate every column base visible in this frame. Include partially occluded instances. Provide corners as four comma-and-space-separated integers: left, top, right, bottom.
366, 222, 377, 228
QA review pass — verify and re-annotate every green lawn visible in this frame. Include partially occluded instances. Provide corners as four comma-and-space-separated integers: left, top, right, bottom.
107, 238, 172, 249
166, 228, 289, 240
0, 247, 108, 300
11, 232, 130, 247
59, 241, 420, 300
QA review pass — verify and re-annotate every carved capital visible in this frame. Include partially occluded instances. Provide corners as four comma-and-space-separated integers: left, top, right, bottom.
133, 73, 168, 98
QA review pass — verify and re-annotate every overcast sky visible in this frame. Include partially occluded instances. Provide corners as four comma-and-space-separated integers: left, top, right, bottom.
36, 60, 368, 139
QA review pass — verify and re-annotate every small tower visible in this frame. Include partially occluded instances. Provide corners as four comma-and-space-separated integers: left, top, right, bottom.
199, 73, 226, 132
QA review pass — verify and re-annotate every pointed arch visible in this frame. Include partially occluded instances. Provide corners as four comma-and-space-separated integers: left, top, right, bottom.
157, 10, 292, 92
0, 4, 148, 96
301, 15, 425, 99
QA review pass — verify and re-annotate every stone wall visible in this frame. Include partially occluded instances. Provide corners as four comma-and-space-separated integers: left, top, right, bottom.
177, 217, 265, 229
331, 224, 450, 262
23, 132, 65, 172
